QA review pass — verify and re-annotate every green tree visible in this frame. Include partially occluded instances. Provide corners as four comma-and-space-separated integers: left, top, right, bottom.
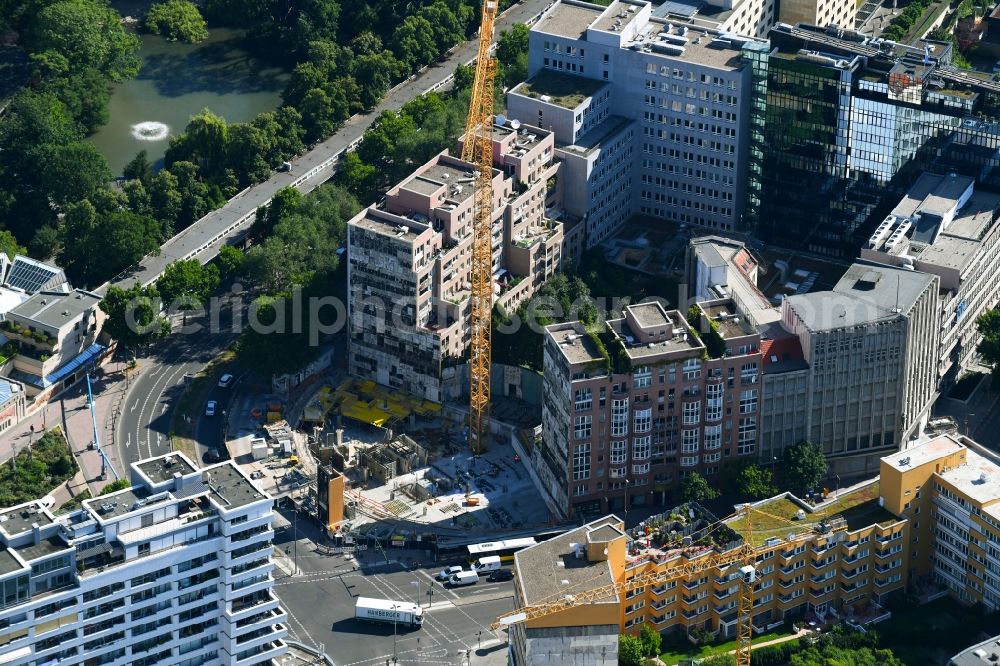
392, 15, 439, 70
29, 0, 141, 81
335, 152, 377, 202
59, 200, 162, 287
497, 24, 529, 87
166, 109, 230, 176
0, 231, 27, 262
217, 245, 245, 280
144, 0, 209, 43
681, 472, 720, 503
38, 141, 112, 205
39, 67, 111, 132
976, 308, 1000, 370
100, 478, 131, 495
735, 463, 778, 500
700, 656, 736, 666
99, 283, 170, 350
123, 150, 154, 184
253, 186, 303, 238
226, 122, 274, 185
638, 624, 661, 657
783, 441, 828, 495
299, 88, 341, 143
148, 168, 183, 229
156, 259, 220, 308
618, 634, 645, 666
453, 63, 474, 91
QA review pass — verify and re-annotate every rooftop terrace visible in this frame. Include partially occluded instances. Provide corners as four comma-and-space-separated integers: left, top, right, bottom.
515, 71, 606, 110
14, 535, 70, 562
351, 208, 428, 244
0, 549, 23, 576
747, 482, 900, 546
701, 300, 756, 339
546, 321, 606, 366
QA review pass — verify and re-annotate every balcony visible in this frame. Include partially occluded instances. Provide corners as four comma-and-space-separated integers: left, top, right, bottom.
841, 581, 863, 592
714, 588, 734, 600
778, 593, 800, 603
841, 568, 864, 580
811, 558, 834, 569
843, 554, 863, 565
650, 600, 668, 611
810, 575, 834, 585
681, 609, 704, 620
809, 588, 832, 599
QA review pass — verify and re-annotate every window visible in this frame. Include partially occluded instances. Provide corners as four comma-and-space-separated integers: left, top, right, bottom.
611, 440, 627, 465
634, 408, 652, 433
575, 388, 592, 411
738, 417, 756, 454
633, 436, 651, 460
612, 399, 629, 437
573, 444, 591, 480
739, 389, 758, 414
634, 366, 652, 389
741, 362, 758, 382
683, 359, 701, 380
683, 401, 701, 425
681, 456, 697, 467
633, 463, 650, 474
574, 484, 588, 497
682, 428, 699, 452
574, 415, 592, 439
704, 425, 721, 450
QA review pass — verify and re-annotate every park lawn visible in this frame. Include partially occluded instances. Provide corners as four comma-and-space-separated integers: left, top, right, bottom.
659, 627, 795, 665
0, 427, 77, 507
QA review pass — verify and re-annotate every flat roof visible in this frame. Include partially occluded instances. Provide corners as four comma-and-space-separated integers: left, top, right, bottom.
593, 1, 643, 32
534, 1, 603, 39
0, 504, 53, 535
950, 635, 1000, 666
136, 455, 196, 485
0, 549, 24, 576
85, 487, 158, 520
882, 435, 965, 472
203, 462, 266, 509
750, 481, 898, 544
514, 515, 624, 607
546, 321, 606, 366
14, 536, 70, 562
612, 311, 703, 360
515, 71, 607, 110
351, 208, 428, 244
629, 302, 670, 329
9, 289, 100, 330
560, 116, 633, 157
700, 300, 756, 338
940, 448, 1000, 506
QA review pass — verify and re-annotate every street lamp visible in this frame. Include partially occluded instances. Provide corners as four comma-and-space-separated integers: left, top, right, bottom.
834, 474, 841, 498
478, 630, 483, 649
411, 580, 420, 607
391, 603, 399, 664
427, 586, 434, 608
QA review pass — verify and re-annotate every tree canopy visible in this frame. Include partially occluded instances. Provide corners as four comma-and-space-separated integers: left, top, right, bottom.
99, 284, 171, 351
144, 0, 209, 43
783, 441, 828, 496
734, 462, 778, 500
977, 308, 1000, 371
157, 259, 221, 308
681, 472, 720, 503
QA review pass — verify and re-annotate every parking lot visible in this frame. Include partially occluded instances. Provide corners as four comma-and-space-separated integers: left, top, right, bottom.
271, 509, 515, 665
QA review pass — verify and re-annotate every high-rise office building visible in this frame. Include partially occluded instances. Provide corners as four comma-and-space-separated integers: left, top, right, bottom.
507, 0, 770, 247
0, 453, 286, 666
760, 24, 1000, 258
861, 172, 1000, 387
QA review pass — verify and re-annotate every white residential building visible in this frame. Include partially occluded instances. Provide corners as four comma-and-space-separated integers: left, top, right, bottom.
0, 453, 287, 666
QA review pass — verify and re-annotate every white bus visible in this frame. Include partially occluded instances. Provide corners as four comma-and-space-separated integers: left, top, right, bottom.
466, 537, 536, 565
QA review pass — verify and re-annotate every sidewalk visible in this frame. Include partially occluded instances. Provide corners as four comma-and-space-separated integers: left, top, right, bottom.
0, 362, 131, 506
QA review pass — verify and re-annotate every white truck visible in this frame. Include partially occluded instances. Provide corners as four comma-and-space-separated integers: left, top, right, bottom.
472, 555, 502, 573
354, 597, 423, 628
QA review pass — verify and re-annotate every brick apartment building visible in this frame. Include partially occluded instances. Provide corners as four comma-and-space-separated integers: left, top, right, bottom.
537, 299, 762, 517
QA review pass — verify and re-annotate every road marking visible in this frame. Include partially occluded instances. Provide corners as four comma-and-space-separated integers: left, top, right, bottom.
124, 434, 130, 448
130, 400, 138, 412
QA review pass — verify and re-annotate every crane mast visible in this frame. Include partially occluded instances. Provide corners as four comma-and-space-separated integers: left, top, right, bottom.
460, 0, 499, 455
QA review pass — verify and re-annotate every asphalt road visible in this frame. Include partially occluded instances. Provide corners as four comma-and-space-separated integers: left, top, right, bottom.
274, 549, 514, 664
115, 304, 240, 466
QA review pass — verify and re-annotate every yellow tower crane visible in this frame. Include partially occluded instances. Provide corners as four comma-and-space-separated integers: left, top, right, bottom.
492, 505, 847, 666
460, 0, 500, 456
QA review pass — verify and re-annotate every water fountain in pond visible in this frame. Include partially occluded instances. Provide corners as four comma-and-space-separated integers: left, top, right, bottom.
129, 121, 170, 141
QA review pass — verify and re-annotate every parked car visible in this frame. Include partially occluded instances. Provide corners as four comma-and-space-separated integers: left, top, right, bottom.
437, 565, 463, 581
218, 373, 234, 388
487, 569, 514, 582
205, 400, 217, 417
447, 571, 478, 587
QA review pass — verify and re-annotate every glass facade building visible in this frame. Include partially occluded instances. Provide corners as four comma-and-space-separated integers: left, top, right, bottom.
759, 25, 1000, 257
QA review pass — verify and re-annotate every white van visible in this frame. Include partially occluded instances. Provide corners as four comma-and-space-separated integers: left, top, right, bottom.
472, 555, 502, 573
448, 570, 479, 587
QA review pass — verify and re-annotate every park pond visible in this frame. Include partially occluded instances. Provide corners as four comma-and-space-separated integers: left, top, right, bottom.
88, 27, 290, 176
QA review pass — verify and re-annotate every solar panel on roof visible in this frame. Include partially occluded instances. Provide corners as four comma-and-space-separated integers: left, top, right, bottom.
5, 256, 65, 294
